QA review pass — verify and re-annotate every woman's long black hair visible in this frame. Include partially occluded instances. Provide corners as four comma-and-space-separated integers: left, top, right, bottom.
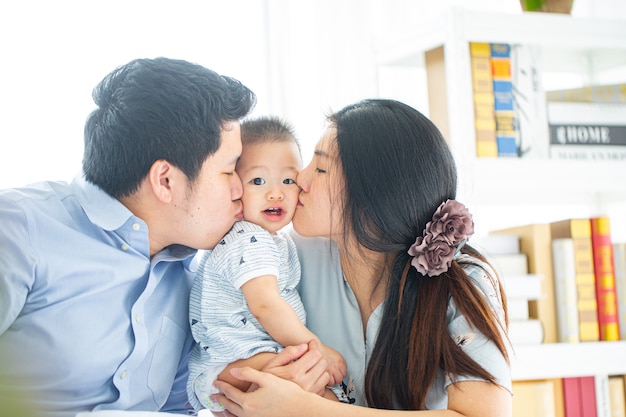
330, 99, 509, 409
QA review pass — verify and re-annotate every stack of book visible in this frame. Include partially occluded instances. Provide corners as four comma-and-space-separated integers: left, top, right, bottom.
492, 216, 624, 344
510, 375, 626, 417
547, 83, 626, 161
491, 216, 626, 417
472, 233, 544, 345
468, 42, 549, 158
469, 48, 626, 161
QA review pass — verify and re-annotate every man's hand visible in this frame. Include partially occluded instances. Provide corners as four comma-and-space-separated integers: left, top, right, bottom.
261, 340, 330, 395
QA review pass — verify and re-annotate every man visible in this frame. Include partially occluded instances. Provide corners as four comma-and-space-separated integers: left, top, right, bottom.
0, 57, 256, 417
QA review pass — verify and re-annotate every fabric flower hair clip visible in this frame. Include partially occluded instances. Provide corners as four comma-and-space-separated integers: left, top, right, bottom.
407, 199, 474, 277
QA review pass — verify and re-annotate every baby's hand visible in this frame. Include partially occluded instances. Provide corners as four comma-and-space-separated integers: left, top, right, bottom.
318, 343, 347, 386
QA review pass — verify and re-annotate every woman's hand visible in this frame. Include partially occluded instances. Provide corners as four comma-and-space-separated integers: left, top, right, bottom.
213, 366, 320, 417
212, 340, 331, 417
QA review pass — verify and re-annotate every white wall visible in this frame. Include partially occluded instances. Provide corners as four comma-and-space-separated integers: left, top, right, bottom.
1, 0, 271, 188
0, 0, 524, 189
2, 0, 625, 196
0, 0, 382, 188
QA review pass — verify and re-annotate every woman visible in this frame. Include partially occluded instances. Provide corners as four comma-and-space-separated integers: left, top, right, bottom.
213, 99, 512, 416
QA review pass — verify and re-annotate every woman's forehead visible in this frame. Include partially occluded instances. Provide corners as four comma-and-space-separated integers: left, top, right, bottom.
315, 127, 338, 154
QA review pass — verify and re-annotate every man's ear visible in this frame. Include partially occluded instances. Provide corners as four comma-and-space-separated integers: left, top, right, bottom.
148, 159, 174, 203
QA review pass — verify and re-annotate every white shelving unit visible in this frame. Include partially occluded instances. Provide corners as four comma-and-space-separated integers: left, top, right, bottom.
374, 6, 626, 409
511, 341, 626, 381
512, 341, 626, 416
375, 7, 626, 236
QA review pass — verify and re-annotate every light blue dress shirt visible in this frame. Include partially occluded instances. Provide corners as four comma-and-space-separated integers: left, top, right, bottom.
291, 232, 512, 409
0, 175, 197, 417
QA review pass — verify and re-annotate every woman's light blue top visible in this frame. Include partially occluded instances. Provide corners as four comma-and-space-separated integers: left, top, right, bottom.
292, 233, 512, 409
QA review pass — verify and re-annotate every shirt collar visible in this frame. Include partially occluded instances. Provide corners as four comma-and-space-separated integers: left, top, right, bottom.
156, 245, 200, 271
71, 173, 136, 231
72, 173, 198, 263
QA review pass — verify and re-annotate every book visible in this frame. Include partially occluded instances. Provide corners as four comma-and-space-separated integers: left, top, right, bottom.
512, 380, 557, 417
594, 375, 611, 417
582, 376, 599, 417
546, 83, 626, 104
590, 217, 620, 340
487, 252, 544, 300
491, 224, 558, 343
548, 102, 626, 161
472, 233, 520, 255
613, 242, 626, 340
562, 377, 581, 417
554, 378, 566, 417
468, 42, 549, 159
489, 252, 544, 342
609, 376, 626, 417
489, 252, 528, 275
551, 238, 580, 343
501, 274, 543, 301
563, 376, 598, 417
469, 42, 498, 157
508, 298, 530, 320
424, 46, 450, 145
477, 235, 540, 320
509, 43, 550, 159
508, 318, 544, 345
551, 219, 600, 342
491, 43, 518, 157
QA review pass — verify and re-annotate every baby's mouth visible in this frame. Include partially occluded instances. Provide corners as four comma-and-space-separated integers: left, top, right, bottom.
264, 207, 283, 216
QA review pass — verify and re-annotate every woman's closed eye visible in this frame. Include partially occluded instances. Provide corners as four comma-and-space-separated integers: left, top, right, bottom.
315, 167, 327, 174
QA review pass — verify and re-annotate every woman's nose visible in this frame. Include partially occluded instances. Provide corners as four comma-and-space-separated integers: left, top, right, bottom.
296, 168, 310, 191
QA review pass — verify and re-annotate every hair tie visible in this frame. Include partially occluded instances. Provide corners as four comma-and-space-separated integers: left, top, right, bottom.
407, 199, 474, 277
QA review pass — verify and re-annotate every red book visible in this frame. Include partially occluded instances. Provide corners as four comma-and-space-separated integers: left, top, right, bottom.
563, 377, 583, 417
579, 376, 598, 417
563, 376, 598, 417
590, 216, 620, 341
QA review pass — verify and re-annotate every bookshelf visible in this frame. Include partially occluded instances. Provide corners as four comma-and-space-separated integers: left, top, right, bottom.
511, 342, 626, 380
512, 342, 626, 417
374, 7, 626, 235
375, 7, 626, 414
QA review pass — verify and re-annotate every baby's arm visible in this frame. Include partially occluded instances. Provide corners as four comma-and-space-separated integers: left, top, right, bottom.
241, 275, 347, 385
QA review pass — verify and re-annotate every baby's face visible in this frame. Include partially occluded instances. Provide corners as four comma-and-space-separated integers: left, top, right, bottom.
236, 140, 302, 234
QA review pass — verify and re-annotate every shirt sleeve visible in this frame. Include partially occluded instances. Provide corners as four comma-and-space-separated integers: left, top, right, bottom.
0, 195, 36, 335
444, 257, 512, 393
216, 224, 281, 289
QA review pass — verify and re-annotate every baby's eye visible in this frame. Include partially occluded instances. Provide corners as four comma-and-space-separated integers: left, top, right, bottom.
252, 178, 266, 185
283, 178, 297, 185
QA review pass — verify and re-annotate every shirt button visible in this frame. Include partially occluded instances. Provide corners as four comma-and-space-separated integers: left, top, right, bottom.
121, 243, 129, 251
132, 223, 141, 231
135, 315, 141, 323
120, 370, 127, 380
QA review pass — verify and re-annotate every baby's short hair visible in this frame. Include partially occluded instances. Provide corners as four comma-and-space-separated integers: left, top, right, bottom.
241, 116, 300, 153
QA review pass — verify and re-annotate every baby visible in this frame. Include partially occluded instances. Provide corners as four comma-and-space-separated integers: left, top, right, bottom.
187, 116, 346, 414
